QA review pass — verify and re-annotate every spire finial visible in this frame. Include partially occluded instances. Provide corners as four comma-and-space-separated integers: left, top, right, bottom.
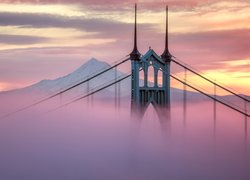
161, 5, 171, 62
165, 5, 168, 51
134, 3, 137, 51
130, 3, 141, 61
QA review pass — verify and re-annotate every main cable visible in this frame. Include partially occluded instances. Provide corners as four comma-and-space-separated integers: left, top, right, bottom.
1, 56, 130, 119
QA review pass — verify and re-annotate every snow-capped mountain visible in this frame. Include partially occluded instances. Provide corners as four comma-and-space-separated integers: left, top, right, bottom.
0, 58, 134, 108
0, 57, 210, 101
0, 58, 131, 114
0, 58, 129, 97
24, 58, 129, 97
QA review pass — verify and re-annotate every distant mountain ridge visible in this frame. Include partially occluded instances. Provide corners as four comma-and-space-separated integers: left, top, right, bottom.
0, 58, 247, 103
0, 58, 123, 96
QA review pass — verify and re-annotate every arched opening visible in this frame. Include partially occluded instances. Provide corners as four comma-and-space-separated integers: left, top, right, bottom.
140, 104, 162, 139
147, 65, 154, 87
158, 68, 163, 87
139, 68, 144, 87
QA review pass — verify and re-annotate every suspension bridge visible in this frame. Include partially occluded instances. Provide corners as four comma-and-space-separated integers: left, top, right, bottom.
1, 4, 249, 123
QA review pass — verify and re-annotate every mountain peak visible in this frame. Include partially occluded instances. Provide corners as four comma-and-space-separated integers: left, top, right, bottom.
88, 57, 99, 63
57, 57, 111, 83
76, 58, 110, 72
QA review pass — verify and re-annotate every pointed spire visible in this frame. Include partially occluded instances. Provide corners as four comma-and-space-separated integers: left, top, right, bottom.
161, 5, 171, 62
134, 3, 138, 51
130, 3, 141, 61
165, 5, 168, 51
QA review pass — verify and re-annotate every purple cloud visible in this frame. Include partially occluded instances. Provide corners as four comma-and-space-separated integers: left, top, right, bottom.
0, 34, 50, 44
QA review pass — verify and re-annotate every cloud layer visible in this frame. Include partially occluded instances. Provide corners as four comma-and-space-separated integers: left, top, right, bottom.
0, 0, 249, 94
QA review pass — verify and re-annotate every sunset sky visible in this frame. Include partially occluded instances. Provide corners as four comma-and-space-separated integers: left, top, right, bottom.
0, 0, 249, 95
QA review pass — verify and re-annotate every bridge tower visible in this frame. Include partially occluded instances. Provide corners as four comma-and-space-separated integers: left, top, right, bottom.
130, 4, 172, 118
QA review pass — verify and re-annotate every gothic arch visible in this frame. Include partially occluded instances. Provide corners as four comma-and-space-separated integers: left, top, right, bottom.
139, 67, 144, 87
129, 4, 171, 120
158, 68, 163, 87
147, 65, 154, 87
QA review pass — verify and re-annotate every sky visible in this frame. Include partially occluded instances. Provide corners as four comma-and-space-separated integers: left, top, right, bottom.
0, 0, 249, 95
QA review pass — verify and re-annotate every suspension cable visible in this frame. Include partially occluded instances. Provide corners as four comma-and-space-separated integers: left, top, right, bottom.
150, 63, 249, 117
1, 56, 130, 119
170, 74, 250, 117
45, 72, 131, 114
171, 57, 250, 103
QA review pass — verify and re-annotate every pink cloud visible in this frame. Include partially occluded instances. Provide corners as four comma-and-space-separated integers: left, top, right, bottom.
0, 0, 244, 10
0, 0, 249, 91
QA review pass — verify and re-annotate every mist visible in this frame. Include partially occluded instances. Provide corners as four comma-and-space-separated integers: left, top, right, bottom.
0, 94, 249, 180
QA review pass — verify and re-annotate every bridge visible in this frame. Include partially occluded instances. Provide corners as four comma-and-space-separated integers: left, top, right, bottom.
2, 4, 249, 132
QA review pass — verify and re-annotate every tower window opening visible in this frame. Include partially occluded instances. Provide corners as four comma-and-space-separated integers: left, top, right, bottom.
158, 68, 163, 87
148, 65, 154, 87
139, 68, 144, 87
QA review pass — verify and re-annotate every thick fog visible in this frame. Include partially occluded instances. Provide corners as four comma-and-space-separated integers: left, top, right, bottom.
0, 94, 249, 180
